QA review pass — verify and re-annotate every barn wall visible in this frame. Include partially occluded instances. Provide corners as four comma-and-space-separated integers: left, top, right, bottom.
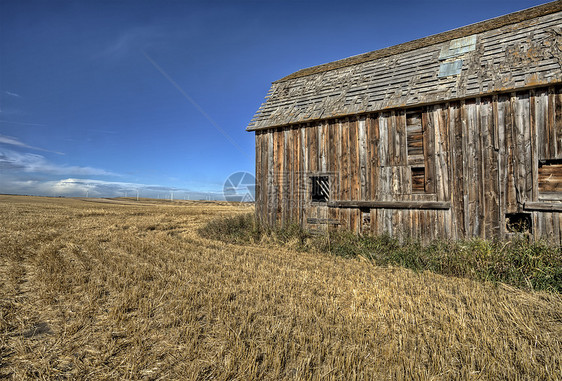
255, 85, 562, 243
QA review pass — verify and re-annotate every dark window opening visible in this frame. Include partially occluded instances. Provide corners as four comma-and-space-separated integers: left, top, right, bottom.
538, 159, 562, 193
311, 175, 330, 203
411, 167, 425, 193
360, 207, 371, 226
506, 213, 532, 234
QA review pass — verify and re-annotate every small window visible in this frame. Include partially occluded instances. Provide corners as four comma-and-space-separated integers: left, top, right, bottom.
311, 175, 330, 202
506, 213, 531, 234
406, 111, 423, 158
411, 167, 425, 193
538, 159, 562, 193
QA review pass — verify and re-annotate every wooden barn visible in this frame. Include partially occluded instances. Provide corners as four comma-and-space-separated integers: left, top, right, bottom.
247, 1, 562, 243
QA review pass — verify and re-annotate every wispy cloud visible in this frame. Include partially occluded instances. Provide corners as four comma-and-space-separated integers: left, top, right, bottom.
87, 128, 117, 135
0, 120, 47, 127
0, 91, 23, 115
99, 27, 165, 60
0, 134, 64, 155
4, 91, 21, 98
0, 149, 116, 176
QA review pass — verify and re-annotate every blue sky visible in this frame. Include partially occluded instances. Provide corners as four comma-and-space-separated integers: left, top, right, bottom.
0, 0, 547, 199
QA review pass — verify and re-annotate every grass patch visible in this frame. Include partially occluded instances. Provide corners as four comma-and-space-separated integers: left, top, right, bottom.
200, 213, 562, 293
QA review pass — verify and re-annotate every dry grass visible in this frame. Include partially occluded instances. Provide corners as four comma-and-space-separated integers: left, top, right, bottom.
0, 195, 561, 380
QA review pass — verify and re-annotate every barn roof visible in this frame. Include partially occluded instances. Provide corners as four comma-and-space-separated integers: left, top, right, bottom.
247, 1, 562, 131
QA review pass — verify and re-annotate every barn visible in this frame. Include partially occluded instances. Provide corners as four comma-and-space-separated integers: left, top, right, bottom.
247, 1, 562, 243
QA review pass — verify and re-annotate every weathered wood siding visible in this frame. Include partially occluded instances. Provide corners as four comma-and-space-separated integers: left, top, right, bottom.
255, 85, 562, 243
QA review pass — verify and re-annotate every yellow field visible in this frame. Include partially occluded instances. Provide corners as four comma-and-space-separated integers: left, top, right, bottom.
1, 195, 561, 380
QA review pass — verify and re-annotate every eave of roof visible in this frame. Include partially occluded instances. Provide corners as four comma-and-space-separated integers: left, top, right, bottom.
276, 0, 562, 83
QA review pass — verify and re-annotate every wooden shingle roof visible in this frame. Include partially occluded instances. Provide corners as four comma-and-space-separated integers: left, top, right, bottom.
247, 1, 562, 131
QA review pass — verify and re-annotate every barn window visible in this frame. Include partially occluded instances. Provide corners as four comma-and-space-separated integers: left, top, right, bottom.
406, 111, 423, 158
506, 213, 531, 234
411, 167, 425, 193
310, 175, 330, 203
407, 110, 428, 193
538, 159, 562, 193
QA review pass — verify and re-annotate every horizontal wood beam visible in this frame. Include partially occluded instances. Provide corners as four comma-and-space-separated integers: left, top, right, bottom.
524, 201, 562, 212
538, 192, 562, 202
306, 218, 341, 225
327, 200, 451, 210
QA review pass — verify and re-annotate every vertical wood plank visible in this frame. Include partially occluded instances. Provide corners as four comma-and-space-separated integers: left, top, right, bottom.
328, 120, 339, 230
254, 132, 261, 224
292, 126, 301, 226
277, 129, 285, 226
398, 110, 408, 166
284, 128, 291, 223
514, 92, 532, 205
496, 95, 508, 239
358, 117, 368, 201
307, 124, 318, 225
371, 115, 380, 201
554, 86, 562, 157
552, 213, 561, 245
309, 123, 318, 173
434, 105, 449, 202
379, 113, 389, 167
465, 99, 480, 236
483, 97, 501, 238
535, 89, 549, 160
450, 101, 464, 238
505, 94, 518, 213
320, 122, 329, 232
530, 91, 540, 203
341, 119, 350, 229
422, 108, 436, 194
270, 129, 279, 226
301, 127, 308, 228
349, 118, 359, 232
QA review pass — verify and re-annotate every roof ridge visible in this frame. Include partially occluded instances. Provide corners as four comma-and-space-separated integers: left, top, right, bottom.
276, 0, 562, 83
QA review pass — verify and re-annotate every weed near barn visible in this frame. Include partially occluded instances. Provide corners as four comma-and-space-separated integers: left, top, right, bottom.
1, 195, 561, 379
200, 213, 562, 293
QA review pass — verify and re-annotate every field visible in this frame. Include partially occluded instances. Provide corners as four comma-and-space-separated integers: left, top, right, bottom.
1, 195, 561, 380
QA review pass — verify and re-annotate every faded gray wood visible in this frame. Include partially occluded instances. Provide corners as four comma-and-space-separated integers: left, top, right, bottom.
306, 217, 341, 225
255, 85, 562, 244
327, 200, 451, 210
524, 202, 562, 212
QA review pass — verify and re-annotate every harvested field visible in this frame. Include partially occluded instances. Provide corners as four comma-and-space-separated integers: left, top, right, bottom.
1, 195, 561, 379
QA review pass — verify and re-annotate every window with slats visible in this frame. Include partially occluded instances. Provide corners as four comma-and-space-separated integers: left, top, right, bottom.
407, 110, 426, 193
407, 112, 424, 159
538, 160, 562, 193
310, 175, 330, 203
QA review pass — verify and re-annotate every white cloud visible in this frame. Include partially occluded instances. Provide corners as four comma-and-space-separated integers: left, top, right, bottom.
5, 91, 21, 98
0, 149, 116, 176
